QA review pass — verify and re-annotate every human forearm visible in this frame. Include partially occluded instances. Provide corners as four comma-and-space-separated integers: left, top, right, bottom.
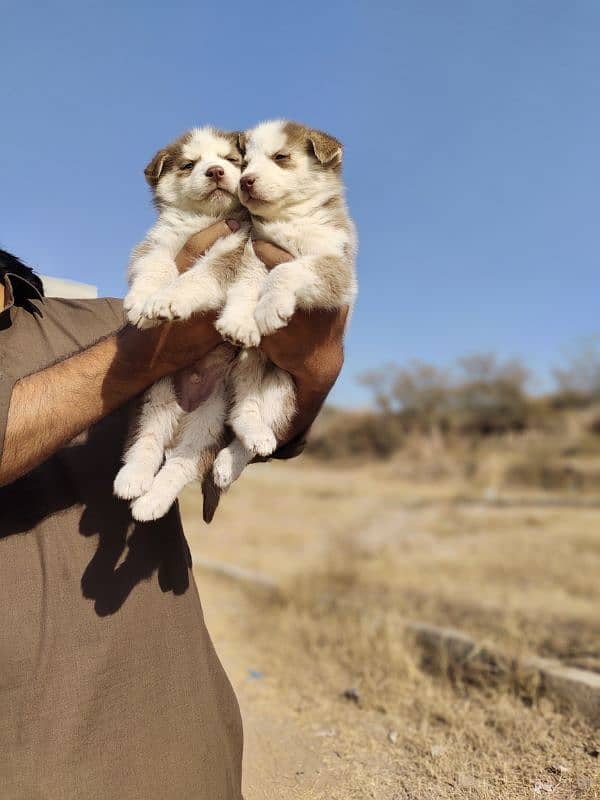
1, 333, 136, 486
252, 240, 347, 446
0, 221, 238, 486
0, 312, 220, 487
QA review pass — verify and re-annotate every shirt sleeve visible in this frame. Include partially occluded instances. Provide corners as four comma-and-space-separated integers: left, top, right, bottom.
0, 293, 125, 464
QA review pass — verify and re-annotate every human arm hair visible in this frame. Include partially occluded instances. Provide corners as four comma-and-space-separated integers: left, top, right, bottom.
0, 221, 236, 486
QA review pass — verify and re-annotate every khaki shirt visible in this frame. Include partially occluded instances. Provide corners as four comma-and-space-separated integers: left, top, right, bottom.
0, 273, 243, 799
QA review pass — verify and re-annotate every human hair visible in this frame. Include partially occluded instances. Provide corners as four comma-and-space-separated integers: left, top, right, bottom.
0, 248, 45, 300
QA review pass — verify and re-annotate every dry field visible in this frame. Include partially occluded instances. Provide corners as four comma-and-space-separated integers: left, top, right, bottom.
180, 454, 600, 799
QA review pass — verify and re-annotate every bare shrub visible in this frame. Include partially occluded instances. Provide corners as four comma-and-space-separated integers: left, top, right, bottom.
306, 411, 404, 460
391, 361, 451, 430
553, 336, 600, 406
453, 353, 531, 435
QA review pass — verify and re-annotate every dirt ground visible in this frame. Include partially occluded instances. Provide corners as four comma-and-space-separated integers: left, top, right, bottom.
180, 457, 600, 799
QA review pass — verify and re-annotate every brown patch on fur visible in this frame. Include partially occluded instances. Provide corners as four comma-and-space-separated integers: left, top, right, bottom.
194, 237, 247, 294
321, 195, 344, 213
144, 128, 243, 197
213, 128, 243, 162
130, 238, 155, 262
322, 196, 354, 234
312, 254, 355, 308
283, 122, 343, 171
144, 131, 192, 189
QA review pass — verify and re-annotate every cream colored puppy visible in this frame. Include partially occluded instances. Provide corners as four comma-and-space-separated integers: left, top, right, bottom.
114, 126, 247, 521
212, 120, 357, 489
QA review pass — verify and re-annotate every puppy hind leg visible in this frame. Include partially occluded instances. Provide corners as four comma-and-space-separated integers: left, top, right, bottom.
228, 351, 277, 457
229, 391, 278, 457
258, 367, 297, 445
131, 388, 226, 522
114, 377, 182, 500
213, 437, 254, 489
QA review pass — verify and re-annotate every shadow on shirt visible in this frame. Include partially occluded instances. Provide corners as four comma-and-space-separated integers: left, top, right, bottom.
0, 403, 191, 616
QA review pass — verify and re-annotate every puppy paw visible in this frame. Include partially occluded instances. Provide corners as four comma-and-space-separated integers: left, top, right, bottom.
216, 311, 261, 348
124, 292, 150, 327
135, 315, 162, 330
144, 290, 212, 322
213, 450, 234, 489
114, 464, 155, 500
239, 428, 277, 457
254, 293, 295, 336
130, 491, 174, 522
163, 293, 202, 321
142, 290, 181, 321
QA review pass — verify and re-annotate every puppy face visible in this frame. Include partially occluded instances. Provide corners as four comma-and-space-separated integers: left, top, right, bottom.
238, 120, 343, 218
145, 127, 243, 214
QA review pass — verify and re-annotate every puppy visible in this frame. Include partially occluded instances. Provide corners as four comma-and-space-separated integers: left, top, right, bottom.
114, 126, 248, 521
212, 120, 357, 489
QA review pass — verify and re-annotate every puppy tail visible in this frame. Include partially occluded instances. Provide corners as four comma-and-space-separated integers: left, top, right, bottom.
202, 470, 222, 524
196, 444, 223, 524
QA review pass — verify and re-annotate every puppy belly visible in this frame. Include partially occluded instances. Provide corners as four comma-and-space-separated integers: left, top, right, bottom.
173, 343, 237, 412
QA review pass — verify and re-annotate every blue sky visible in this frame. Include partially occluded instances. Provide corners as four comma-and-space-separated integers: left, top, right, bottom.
1, 1, 599, 406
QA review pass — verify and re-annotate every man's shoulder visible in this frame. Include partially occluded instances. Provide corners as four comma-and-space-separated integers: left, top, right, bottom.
29, 296, 125, 345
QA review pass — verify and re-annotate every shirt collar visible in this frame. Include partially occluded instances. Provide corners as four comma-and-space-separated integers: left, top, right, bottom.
1, 272, 45, 318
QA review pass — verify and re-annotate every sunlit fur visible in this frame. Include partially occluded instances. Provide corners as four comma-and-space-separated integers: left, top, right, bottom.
211, 120, 357, 490
115, 120, 358, 518
124, 127, 247, 326
152, 127, 242, 213
115, 127, 248, 521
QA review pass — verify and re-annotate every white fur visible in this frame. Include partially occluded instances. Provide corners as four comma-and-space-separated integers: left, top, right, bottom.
130, 378, 227, 522
116, 127, 247, 519
116, 121, 357, 518
211, 120, 357, 489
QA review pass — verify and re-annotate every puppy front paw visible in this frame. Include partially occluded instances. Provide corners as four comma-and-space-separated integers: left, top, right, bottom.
140, 290, 184, 321
254, 292, 296, 336
143, 289, 213, 322
216, 310, 261, 348
124, 291, 150, 327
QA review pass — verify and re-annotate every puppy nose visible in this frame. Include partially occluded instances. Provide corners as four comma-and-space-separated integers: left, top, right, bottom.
240, 174, 256, 190
205, 165, 225, 180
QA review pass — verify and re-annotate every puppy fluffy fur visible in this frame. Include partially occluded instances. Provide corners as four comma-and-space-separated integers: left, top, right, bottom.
114, 126, 248, 521
115, 120, 357, 521
212, 120, 357, 490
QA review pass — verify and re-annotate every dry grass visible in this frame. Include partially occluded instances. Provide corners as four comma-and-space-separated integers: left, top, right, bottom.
307, 404, 600, 494
180, 452, 600, 799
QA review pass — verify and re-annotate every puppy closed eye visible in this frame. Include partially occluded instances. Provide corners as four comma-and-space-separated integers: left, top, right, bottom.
180, 161, 196, 172
272, 153, 290, 164
225, 156, 241, 165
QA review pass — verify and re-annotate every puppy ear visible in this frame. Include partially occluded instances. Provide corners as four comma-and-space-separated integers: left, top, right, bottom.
308, 129, 343, 169
144, 148, 170, 187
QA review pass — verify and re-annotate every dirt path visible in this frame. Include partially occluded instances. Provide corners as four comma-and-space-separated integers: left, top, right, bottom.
195, 572, 342, 800
182, 462, 600, 799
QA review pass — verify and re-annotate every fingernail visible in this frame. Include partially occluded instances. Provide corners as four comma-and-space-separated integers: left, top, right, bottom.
226, 219, 240, 232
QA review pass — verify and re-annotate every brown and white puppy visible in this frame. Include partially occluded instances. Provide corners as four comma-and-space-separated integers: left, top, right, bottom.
125, 126, 248, 326
212, 120, 357, 489
115, 126, 248, 522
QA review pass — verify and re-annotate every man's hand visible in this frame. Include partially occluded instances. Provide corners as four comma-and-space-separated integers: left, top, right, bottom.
156, 228, 347, 449
252, 240, 347, 447
0, 220, 239, 487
